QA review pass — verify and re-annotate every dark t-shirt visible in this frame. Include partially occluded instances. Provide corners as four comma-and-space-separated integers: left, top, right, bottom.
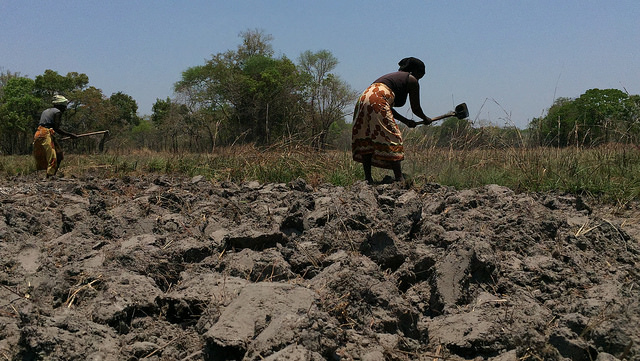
39, 108, 62, 129
373, 71, 410, 107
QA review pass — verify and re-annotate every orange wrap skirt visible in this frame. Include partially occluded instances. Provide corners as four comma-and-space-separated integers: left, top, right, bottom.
351, 83, 404, 169
33, 126, 62, 176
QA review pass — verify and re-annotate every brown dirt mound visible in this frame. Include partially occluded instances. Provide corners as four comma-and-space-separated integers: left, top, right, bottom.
1, 175, 638, 360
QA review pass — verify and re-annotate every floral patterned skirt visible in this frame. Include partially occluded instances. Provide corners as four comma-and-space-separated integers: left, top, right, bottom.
351, 83, 404, 169
33, 126, 62, 176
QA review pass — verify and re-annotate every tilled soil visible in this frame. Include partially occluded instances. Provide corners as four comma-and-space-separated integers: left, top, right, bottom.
0, 175, 639, 361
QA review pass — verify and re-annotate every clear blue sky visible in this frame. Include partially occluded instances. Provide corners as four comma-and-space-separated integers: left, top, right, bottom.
2, 1, 639, 128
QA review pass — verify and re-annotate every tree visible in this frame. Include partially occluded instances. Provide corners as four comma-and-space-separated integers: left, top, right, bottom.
63, 86, 119, 153
531, 89, 639, 147
151, 97, 172, 126
573, 88, 630, 144
623, 94, 640, 143
174, 29, 307, 148
34, 69, 88, 100
298, 50, 356, 148
151, 97, 189, 152
0, 76, 41, 154
110, 92, 140, 127
175, 53, 240, 148
0, 69, 117, 154
238, 55, 305, 144
0, 68, 145, 153
534, 97, 578, 147
0, 69, 22, 100
131, 116, 154, 149
173, 31, 357, 150
237, 28, 274, 61
174, 64, 226, 150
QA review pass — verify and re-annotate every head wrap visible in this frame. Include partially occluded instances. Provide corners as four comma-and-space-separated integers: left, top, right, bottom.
52, 95, 69, 106
398, 57, 426, 77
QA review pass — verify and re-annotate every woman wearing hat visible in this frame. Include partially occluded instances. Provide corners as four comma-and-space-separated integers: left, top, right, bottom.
351, 57, 432, 184
33, 95, 78, 177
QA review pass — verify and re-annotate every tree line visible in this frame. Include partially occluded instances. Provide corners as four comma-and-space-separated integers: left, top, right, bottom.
0, 68, 141, 155
0, 29, 356, 155
406, 87, 640, 150
528, 88, 640, 147
2, 29, 639, 156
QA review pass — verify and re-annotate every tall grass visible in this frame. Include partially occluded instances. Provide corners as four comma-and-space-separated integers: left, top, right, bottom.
2, 142, 639, 203
404, 142, 640, 203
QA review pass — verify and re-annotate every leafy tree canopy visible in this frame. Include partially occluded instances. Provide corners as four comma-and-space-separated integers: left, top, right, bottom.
34, 69, 88, 100
110, 91, 140, 127
530, 88, 640, 146
0, 76, 40, 132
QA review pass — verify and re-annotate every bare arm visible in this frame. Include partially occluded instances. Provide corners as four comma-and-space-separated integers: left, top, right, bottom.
407, 75, 432, 124
392, 108, 417, 128
52, 112, 77, 138
55, 128, 77, 138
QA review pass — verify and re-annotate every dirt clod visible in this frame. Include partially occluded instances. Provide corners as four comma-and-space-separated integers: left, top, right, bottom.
1, 176, 638, 360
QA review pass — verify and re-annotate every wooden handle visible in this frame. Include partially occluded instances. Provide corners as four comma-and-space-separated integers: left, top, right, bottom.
415, 111, 455, 125
61, 130, 109, 140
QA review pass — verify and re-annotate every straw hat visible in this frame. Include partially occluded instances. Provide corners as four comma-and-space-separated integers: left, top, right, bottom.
52, 95, 69, 106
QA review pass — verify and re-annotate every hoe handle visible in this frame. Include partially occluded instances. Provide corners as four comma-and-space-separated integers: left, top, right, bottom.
61, 130, 109, 140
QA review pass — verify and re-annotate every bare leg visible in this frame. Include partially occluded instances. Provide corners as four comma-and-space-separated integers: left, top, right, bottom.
363, 154, 374, 184
53, 140, 63, 176
392, 161, 404, 182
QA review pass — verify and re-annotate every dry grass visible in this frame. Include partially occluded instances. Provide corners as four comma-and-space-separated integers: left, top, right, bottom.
2, 142, 639, 202
403, 142, 640, 203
